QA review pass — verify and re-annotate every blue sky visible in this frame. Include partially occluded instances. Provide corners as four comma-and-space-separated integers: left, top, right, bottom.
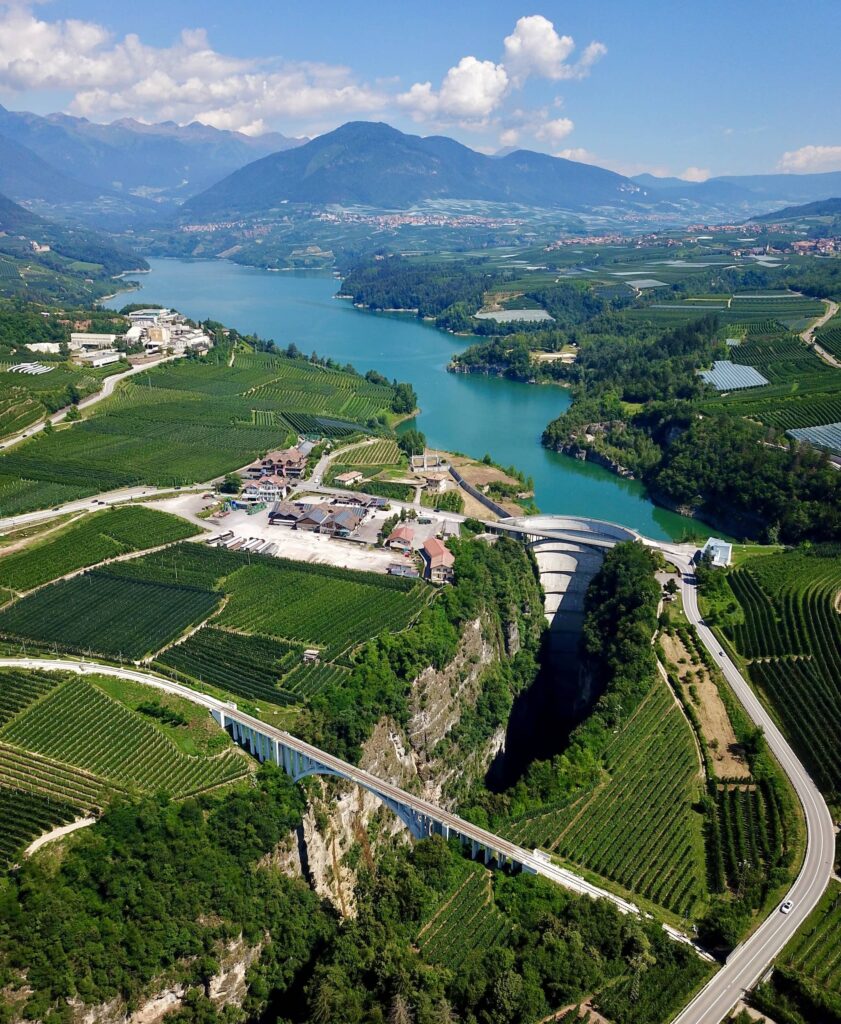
2, 0, 840, 178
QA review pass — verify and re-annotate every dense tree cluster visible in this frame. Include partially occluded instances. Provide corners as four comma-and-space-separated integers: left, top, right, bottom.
341, 258, 504, 319
465, 543, 662, 824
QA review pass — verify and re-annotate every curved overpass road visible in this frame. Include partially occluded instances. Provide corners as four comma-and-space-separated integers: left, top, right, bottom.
664, 554, 835, 1024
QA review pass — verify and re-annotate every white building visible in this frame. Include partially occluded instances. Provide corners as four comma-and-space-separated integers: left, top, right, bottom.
700, 538, 733, 568
74, 350, 122, 368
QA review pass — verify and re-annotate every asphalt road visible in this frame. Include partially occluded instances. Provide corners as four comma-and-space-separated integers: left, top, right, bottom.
661, 551, 835, 1024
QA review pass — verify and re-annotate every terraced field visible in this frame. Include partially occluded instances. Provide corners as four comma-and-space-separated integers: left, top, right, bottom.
0, 786, 80, 868
0, 506, 200, 593
723, 547, 841, 803
0, 678, 251, 796
506, 677, 707, 918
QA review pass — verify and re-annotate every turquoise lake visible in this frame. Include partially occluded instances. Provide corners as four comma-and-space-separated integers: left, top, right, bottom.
112, 258, 698, 541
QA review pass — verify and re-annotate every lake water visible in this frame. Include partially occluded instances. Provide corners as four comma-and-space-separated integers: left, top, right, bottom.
112, 259, 697, 541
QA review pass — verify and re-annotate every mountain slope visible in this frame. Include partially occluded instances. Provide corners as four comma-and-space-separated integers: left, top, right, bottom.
756, 196, 841, 221
0, 190, 146, 277
0, 105, 304, 200
0, 133, 103, 205
182, 121, 636, 216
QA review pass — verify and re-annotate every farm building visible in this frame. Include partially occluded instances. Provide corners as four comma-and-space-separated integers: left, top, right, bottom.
74, 350, 122, 368
268, 501, 302, 525
296, 507, 332, 532
388, 563, 420, 578
386, 525, 415, 552
330, 508, 364, 537
241, 474, 289, 503
69, 332, 117, 351
421, 538, 454, 582
334, 470, 364, 486
423, 472, 449, 494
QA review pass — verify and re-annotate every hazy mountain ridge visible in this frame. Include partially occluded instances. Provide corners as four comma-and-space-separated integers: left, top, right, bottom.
0, 105, 306, 201
0, 190, 147, 276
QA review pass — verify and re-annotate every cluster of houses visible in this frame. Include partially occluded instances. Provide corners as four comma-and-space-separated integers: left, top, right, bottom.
384, 523, 455, 582
238, 445, 314, 503
27, 309, 214, 366
121, 309, 213, 357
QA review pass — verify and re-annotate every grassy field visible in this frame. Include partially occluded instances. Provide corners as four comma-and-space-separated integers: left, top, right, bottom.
0, 351, 398, 515
0, 506, 200, 593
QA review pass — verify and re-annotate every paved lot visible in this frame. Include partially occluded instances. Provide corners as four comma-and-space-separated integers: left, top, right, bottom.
151, 495, 399, 574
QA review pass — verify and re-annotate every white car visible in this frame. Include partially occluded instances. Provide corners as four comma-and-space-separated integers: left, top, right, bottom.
780, 899, 794, 914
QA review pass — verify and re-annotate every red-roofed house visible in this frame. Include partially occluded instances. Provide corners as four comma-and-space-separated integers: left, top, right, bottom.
422, 537, 454, 582
386, 524, 415, 552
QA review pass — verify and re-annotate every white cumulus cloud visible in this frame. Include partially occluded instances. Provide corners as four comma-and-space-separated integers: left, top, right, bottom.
0, 4, 386, 133
535, 117, 574, 144
398, 56, 509, 124
503, 15, 606, 84
778, 145, 841, 173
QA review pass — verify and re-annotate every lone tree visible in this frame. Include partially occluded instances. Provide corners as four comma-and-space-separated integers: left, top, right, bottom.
219, 473, 242, 494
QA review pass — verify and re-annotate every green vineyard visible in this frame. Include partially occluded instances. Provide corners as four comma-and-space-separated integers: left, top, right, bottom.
0, 350, 400, 514
506, 677, 707, 918
0, 570, 220, 660
339, 439, 403, 466
0, 506, 200, 593
706, 781, 790, 902
155, 627, 303, 706
0, 668, 61, 726
777, 880, 841, 1000
723, 548, 841, 804
416, 861, 511, 970
0, 678, 251, 796
0, 786, 80, 868
215, 559, 430, 661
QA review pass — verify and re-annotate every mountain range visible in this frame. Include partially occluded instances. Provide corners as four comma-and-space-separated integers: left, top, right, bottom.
0, 105, 305, 221
1, 110, 839, 230
182, 121, 638, 216
182, 122, 841, 222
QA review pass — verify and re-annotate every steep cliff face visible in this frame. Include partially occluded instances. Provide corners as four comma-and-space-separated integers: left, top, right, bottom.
292, 614, 505, 914
73, 936, 262, 1024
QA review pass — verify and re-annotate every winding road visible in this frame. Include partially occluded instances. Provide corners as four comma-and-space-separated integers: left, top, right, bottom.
800, 298, 840, 368
653, 547, 835, 1024
1, 354, 176, 451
